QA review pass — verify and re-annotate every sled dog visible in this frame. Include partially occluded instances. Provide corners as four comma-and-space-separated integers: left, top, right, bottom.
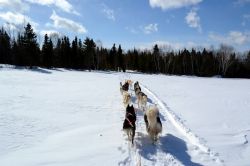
123, 91, 131, 108
123, 105, 136, 144
120, 81, 129, 94
125, 79, 133, 89
144, 106, 162, 142
137, 91, 147, 109
134, 81, 140, 91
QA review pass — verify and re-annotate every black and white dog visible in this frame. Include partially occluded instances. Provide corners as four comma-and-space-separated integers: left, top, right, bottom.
123, 105, 136, 144
134, 81, 142, 97
120, 81, 129, 94
134, 81, 147, 109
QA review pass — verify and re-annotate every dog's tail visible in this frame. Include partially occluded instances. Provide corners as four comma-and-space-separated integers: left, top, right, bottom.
146, 106, 159, 125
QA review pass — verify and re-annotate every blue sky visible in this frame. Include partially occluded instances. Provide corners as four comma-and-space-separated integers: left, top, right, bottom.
0, 0, 250, 51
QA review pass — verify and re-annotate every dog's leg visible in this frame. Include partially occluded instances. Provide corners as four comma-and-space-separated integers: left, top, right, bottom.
126, 130, 131, 142
132, 129, 135, 145
144, 114, 149, 132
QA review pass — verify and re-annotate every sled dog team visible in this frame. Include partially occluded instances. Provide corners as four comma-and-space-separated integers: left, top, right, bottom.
120, 80, 162, 144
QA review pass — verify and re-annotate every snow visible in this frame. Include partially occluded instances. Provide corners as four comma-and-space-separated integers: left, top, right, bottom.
0, 66, 250, 166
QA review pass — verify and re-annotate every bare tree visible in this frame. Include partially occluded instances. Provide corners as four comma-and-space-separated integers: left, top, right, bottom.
218, 44, 234, 76
49, 33, 60, 48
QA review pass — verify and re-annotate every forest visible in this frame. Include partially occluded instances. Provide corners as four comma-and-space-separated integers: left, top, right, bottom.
1, 23, 250, 78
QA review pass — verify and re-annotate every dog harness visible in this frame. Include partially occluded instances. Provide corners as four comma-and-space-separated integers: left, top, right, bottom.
124, 112, 136, 128
125, 118, 134, 128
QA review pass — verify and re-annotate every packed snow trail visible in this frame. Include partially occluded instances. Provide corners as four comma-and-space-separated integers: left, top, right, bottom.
142, 85, 223, 161
118, 77, 224, 166
118, 82, 183, 166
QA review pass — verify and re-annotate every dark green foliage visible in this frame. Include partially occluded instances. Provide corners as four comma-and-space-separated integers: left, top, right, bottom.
0, 23, 250, 78
41, 34, 53, 68
22, 23, 40, 68
83, 37, 96, 70
0, 27, 11, 64
117, 45, 125, 72
153, 44, 160, 72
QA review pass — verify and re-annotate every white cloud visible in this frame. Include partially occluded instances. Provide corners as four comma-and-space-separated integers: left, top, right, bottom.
242, 14, 250, 26
24, 0, 79, 15
0, 0, 29, 12
236, 0, 250, 4
143, 23, 158, 34
49, 11, 87, 34
149, 0, 202, 10
185, 9, 202, 32
125, 27, 138, 34
0, 11, 38, 31
3, 22, 18, 31
40, 29, 60, 37
102, 4, 115, 21
166, 14, 175, 23
243, 14, 250, 19
209, 31, 250, 45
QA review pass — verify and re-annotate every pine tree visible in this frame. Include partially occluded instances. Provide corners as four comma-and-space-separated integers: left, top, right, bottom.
71, 37, 78, 69
117, 44, 125, 72
22, 23, 40, 68
0, 27, 11, 64
109, 44, 117, 70
53, 38, 62, 67
78, 39, 85, 69
83, 37, 96, 70
61, 36, 71, 68
153, 44, 160, 72
41, 34, 53, 68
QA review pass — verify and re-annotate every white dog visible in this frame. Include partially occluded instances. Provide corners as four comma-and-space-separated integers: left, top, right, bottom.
144, 106, 162, 142
123, 91, 131, 108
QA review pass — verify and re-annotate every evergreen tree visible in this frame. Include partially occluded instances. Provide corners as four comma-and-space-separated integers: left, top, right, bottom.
14, 33, 25, 66
133, 49, 139, 71
11, 40, 19, 65
117, 44, 125, 72
153, 44, 160, 72
71, 37, 78, 69
41, 34, 53, 68
1, 22, 250, 78
0, 28, 11, 64
22, 23, 40, 68
53, 38, 62, 67
109, 44, 117, 70
61, 36, 71, 68
78, 39, 85, 69
83, 37, 96, 70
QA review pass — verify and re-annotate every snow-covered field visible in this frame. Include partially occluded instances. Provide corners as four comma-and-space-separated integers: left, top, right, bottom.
0, 66, 250, 166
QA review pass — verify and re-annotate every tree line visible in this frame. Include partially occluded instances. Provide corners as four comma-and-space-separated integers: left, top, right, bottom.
1, 23, 250, 78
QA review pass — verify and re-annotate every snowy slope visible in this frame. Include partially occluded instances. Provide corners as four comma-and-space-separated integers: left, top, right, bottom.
0, 66, 250, 166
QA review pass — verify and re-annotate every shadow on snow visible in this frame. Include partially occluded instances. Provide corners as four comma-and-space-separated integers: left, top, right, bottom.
135, 133, 202, 166
159, 134, 203, 166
